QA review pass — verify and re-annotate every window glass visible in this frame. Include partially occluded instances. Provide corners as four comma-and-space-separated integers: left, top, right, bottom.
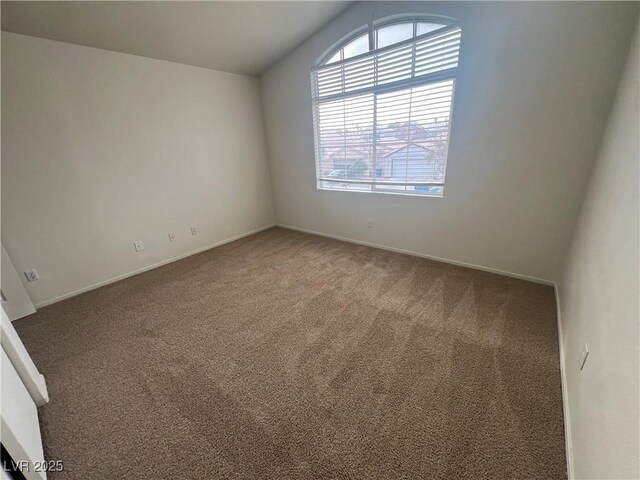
326, 50, 342, 64
376, 22, 414, 48
312, 17, 461, 197
416, 22, 445, 36
342, 33, 369, 60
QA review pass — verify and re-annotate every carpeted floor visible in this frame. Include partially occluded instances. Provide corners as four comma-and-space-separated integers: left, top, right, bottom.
14, 227, 567, 479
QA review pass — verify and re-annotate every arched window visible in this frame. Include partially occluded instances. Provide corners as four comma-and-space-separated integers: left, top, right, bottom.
311, 16, 462, 196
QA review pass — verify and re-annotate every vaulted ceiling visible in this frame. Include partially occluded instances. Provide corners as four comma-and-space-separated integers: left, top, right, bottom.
1, 1, 352, 76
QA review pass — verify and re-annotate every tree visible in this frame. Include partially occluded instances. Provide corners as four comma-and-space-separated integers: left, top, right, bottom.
346, 159, 368, 178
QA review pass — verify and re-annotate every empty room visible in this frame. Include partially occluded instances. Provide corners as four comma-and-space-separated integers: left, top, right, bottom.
1, 1, 638, 479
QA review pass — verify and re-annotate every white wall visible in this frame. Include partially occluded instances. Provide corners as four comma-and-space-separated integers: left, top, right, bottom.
1, 33, 275, 307
1, 244, 37, 320
260, 1, 639, 282
558, 22, 639, 480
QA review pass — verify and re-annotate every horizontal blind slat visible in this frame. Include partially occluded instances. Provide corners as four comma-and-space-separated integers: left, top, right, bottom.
313, 27, 461, 100
313, 25, 460, 195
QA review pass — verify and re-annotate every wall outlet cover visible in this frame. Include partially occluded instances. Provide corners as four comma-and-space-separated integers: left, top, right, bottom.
191, 227, 198, 236
23, 269, 39, 282
168, 233, 176, 243
133, 241, 145, 252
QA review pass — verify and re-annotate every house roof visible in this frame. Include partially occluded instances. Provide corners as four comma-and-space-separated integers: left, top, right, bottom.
382, 143, 432, 158
328, 147, 368, 160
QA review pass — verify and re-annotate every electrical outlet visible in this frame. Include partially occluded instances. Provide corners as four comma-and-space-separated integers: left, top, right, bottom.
133, 241, 144, 252
190, 226, 198, 236
367, 219, 373, 228
168, 233, 176, 243
579, 343, 589, 371
24, 269, 40, 282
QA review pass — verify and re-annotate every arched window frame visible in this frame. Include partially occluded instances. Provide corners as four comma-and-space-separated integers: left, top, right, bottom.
319, 15, 460, 66
311, 15, 462, 197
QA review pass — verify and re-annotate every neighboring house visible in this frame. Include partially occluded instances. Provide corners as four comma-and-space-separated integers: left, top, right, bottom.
319, 121, 449, 179
389, 121, 432, 143
327, 146, 369, 171
380, 143, 443, 182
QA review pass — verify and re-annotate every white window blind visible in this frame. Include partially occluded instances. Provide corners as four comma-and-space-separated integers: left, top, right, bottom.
311, 21, 461, 196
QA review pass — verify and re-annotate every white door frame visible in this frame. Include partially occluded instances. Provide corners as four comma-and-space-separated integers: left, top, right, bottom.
1, 308, 48, 406
1, 347, 47, 480
1, 244, 36, 321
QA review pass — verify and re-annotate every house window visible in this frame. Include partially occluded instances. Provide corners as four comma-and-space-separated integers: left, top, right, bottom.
311, 16, 462, 196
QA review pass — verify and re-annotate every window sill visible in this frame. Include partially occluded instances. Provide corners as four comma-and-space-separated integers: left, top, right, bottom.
316, 186, 444, 198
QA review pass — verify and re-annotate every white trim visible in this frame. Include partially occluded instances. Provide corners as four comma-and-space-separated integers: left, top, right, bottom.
33, 224, 276, 308
1, 308, 49, 406
317, 14, 459, 67
554, 283, 574, 479
1, 347, 47, 480
276, 224, 555, 285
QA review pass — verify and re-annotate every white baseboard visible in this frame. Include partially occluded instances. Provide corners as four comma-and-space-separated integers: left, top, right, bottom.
276, 223, 555, 286
36, 373, 49, 407
554, 283, 574, 479
34, 224, 276, 308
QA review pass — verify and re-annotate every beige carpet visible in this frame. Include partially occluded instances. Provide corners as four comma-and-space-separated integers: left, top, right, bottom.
14, 227, 567, 479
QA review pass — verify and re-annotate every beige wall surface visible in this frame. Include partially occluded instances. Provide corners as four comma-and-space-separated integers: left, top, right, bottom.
260, 1, 639, 282
1, 32, 275, 306
559, 22, 640, 480
2, 5, 640, 478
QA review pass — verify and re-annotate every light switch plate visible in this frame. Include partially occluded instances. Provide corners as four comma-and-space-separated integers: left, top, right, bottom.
579, 343, 589, 371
